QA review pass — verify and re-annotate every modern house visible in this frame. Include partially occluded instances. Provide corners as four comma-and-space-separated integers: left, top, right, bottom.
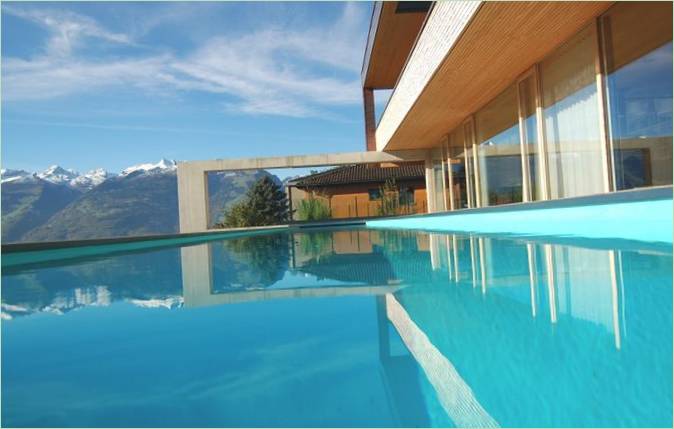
176, 1, 671, 233
286, 163, 427, 220
361, 1, 672, 212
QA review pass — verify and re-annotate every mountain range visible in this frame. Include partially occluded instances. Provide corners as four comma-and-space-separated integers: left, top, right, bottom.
1, 159, 279, 243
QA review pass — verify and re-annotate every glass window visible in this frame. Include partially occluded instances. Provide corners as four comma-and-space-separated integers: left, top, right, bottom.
518, 74, 543, 200
368, 189, 380, 201
398, 187, 415, 205
475, 84, 523, 206
602, 2, 673, 190
448, 126, 469, 209
541, 25, 606, 199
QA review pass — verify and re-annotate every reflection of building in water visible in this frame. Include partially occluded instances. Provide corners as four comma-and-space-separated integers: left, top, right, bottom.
181, 229, 437, 307
381, 236, 671, 427
291, 229, 432, 285
381, 294, 499, 427
426, 233, 630, 348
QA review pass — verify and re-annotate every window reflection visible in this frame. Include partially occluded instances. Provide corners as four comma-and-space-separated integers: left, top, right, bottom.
602, 2, 673, 190
389, 233, 672, 427
475, 84, 523, 206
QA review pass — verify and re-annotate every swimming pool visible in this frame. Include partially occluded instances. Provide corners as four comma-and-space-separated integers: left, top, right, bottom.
2, 226, 672, 427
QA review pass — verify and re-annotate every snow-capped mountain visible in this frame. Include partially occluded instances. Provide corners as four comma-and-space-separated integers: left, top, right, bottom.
2, 159, 177, 190
121, 158, 177, 176
37, 165, 80, 185
1, 169, 36, 184
2, 157, 279, 243
0, 286, 112, 320
35, 165, 118, 191
70, 168, 116, 190
128, 296, 184, 310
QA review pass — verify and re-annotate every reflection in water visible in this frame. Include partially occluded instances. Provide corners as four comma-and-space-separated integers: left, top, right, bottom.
213, 234, 290, 290
1, 228, 672, 427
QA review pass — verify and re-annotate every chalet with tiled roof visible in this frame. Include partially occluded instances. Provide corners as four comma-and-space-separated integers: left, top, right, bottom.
286, 163, 427, 220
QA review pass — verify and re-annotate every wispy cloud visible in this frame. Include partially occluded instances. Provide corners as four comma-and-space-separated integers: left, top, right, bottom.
2, 3, 368, 119
3, 5, 132, 57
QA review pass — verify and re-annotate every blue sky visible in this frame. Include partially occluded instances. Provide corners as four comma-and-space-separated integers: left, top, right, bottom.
2, 1, 383, 175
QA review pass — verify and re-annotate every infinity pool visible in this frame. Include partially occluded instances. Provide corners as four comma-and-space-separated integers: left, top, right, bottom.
2, 227, 672, 427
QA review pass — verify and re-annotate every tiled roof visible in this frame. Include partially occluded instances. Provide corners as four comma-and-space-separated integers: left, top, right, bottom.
288, 163, 425, 188
297, 251, 435, 284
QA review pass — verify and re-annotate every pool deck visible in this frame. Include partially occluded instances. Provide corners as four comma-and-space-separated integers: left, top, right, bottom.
368, 186, 673, 244
3, 186, 671, 264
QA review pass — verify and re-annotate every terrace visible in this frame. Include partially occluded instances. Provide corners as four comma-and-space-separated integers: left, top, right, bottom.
1, 1, 672, 428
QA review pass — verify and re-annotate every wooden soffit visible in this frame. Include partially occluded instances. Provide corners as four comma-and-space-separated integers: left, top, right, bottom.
381, 1, 614, 151
362, 1, 430, 89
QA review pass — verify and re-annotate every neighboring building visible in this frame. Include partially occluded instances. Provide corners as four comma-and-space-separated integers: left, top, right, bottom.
286, 163, 427, 220
362, 1, 673, 213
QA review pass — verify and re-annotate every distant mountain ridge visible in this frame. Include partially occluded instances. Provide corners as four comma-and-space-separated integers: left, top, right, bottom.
2, 159, 278, 243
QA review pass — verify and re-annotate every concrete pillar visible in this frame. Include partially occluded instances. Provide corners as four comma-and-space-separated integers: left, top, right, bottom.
181, 244, 213, 307
177, 164, 210, 233
363, 88, 377, 151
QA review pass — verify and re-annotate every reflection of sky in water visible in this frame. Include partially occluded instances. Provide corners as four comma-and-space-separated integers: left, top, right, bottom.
1, 228, 672, 427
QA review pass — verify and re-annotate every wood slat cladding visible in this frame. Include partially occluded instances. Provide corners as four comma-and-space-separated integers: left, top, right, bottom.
363, 2, 428, 89
601, 2, 672, 73
380, 1, 613, 151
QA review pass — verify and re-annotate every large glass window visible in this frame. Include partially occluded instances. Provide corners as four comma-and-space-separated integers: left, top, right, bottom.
475, 84, 523, 206
541, 25, 606, 199
602, 2, 673, 190
518, 74, 544, 200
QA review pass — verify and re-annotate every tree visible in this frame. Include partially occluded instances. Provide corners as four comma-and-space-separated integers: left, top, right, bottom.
219, 233, 290, 288
219, 176, 289, 228
221, 200, 251, 228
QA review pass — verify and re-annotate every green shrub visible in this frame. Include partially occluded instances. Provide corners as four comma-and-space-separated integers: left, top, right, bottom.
296, 196, 331, 221
377, 178, 401, 216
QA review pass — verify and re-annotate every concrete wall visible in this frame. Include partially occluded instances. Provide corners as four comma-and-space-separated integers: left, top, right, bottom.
177, 150, 430, 233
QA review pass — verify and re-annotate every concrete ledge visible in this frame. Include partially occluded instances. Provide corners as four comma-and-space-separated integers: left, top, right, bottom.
177, 149, 430, 234
367, 186, 673, 243
1, 225, 288, 254
179, 149, 429, 172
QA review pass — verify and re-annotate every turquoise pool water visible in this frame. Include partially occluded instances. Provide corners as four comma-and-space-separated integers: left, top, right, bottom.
2, 227, 672, 427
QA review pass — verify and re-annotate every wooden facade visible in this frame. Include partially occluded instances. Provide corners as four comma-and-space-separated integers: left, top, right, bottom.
287, 164, 428, 220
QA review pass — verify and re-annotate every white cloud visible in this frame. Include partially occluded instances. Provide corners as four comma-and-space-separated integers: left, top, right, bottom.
3, 5, 132, 57
2, 3, 369, 119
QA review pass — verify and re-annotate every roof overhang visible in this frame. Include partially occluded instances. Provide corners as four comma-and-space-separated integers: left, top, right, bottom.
361, 1, 431, 89
377, 1, 614, 151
